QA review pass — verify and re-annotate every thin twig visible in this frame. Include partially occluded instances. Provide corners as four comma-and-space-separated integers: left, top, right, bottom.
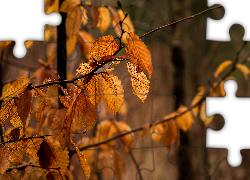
6, 163, 60, 172
129, 152, 143, 180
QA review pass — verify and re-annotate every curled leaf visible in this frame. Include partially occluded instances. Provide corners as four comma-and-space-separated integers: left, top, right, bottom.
214, 61, 232, 78
236, 64, 250, 80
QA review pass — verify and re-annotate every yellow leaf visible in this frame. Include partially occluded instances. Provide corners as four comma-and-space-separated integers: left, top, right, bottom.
90, 35, 119, 62
210, 81, 226, 97
112, 149, 126, 180
236, 64, 250, 80
7, 140, 23, 165
66, 6, 83, 38
125, 32, 153, 78
150, 123, 165, 143
0, 78, 30, 100
72, 141, 91, 180
0, 41, 12, 52
60, 0, 81, 13
0, 145, 10, 174
86, 75, 102, 108
0, 99, 13, 127
82, 8, 89, 25
67, 35, 77, 57
116, 10, 134, 43
176, 105, 194, 132
214, 61, 232, 78
127, 62, 150, 102
77, 31, 95, 59
200, 101, 214, 126
76, 62, 95, 76
102, 73, 124, 115
97, 7, 111, 33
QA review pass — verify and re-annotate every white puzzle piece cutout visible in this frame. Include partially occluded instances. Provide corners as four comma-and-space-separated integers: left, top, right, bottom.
0, 0, 61, 58
207, 0, 250, 41
206, 80, 250, 167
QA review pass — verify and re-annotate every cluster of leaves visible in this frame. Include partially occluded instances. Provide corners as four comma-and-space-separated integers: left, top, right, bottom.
0, 1, 241, 180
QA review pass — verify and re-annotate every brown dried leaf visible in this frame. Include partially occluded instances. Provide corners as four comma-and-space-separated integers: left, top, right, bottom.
112, 149, 126, 180
162, 120, 180, 149
109, 7, 122, 37
86, 75, 102, 108
90, 35, 119, 62
77, 31, 95, 59
91, 6, 99, 27
97, 7, 111, 33
35, 88, 51, 123
0, 145, 10, 174
150, 123, 165, 143
46, 171, 63, 180
214, 60, 232, 78
23, 137, 43, 158
7, 141, 23, 165
45, 0, 59, 14
102, 73, 124, 115
127, 62, 150, 102
125, 32, 152, 78
72, 141, 91, 179
0, 99, 13, 127
38, 139, 54, 168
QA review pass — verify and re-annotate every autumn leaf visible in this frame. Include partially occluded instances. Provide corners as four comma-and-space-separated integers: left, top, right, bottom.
125, 32, 153, 78
0, 41, 12, 53
71, 141, 91, 179
97, 7, 111, 33
210, 81, 226, 97
0, 145, 10, 174
76, 62, 95, 76
140, 123, 150, 142
176, 105, 194, 132
102, 73, 124, 115
200, 101, 214, 126
111, 149, 126, 180
60, 0, 81, 13
45, 0, 59, 14
90, 35, 119, 63
127, 62, 150, 102
0, 78, 30, 100
236, 64, 250, 80
96, 120, 116, 148
150, 123, 165, 143
46, 171, 63, 180
23, 137, 44, 158
67, 35, 77, 57
77, 31, 95, 59
0, 99, 13, 127
161, 120, 180, 149
86, 75, 102, 108
214, 60, 232, 78
91, 5, 100, 27
24, 41, 33, 49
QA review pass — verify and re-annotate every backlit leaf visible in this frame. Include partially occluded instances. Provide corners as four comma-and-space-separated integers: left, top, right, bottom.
127, 62, 150, 102
0, 99, 13, 127
102, 73, 124, 115
125, 32, 152, 78
214, 61, 232, 78
60, 0, 81, 13
150, 123, 165, 143
67, 35, 77, 57
45, 0, 59, 14
72, 141, 91, 179
161, 120, 180, 149
0, 145, 10, 174
140, 123, 150, 142
236, 64, 250, 80
86, 75, 102, 108
76, 62, 95, 76
90, 35, 119, 62
97, 7, 111, 33
66, 6, 83, 38
91, 6, 99, 27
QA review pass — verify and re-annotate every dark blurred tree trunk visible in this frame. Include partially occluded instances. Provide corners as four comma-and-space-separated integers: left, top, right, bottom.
57, 0, 67, 109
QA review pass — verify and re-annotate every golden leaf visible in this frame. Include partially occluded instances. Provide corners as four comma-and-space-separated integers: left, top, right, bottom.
127, 62, 150, 102
90, 35, 119, 62
214, 60, 232, 78
77, 31, 95, 59
23, 137, 43, 158
91, 6, 99, 27
86, 75, 102, 108
150, 123, 165, 143
236, 64, 250, 80
0, 145, 10, 174
140, 123, 150, 142
7, 140, 23, 165
116, 10, 134, 43
97, 7, 111, 33
75, 92, 97, 133
45, 0, 59, 14
176, 105, 194, 132
96, 120, 115, 148
0, 99, 13, 127
60, 0, 81, 13
162, 120, 180, 149
102, 73, 124, 115
66, 6, 83, 38
76, 62, 95, 76
125, 32, 153, 78
72, 141, 91, 180
67, 35, 77, 57
210, 81, 226, 97
200, 101, 214, 126
111, 149, 126, 180
191, 86, 205, 117
82, 8, 89, 25
0, 78, 30, 100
